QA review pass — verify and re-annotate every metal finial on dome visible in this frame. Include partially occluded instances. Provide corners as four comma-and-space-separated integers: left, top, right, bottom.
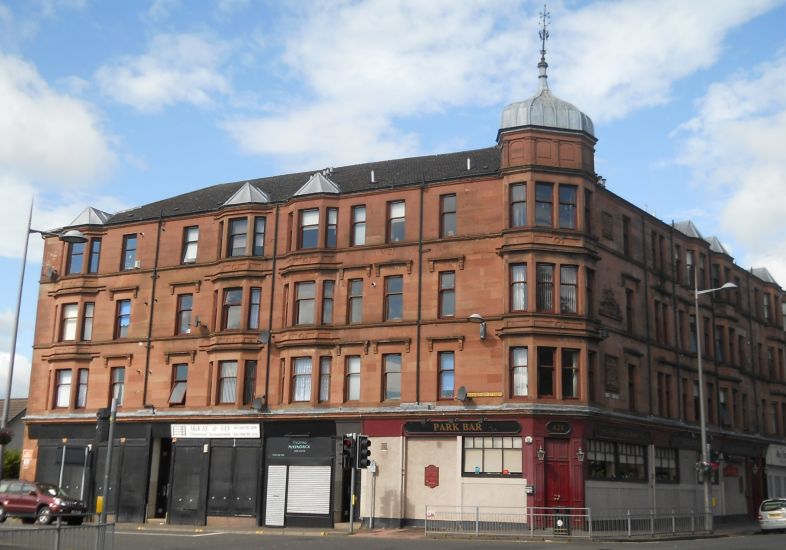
498, 3, 594, 137
538, 4, 550, 90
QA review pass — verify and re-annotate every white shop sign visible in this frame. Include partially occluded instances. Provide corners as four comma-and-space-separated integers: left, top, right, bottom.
170, 423, 260, 439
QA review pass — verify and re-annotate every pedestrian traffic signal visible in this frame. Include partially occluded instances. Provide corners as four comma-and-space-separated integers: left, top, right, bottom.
96, 407, 110, 443
342, 435, 356, 469
356, 435, 371, 469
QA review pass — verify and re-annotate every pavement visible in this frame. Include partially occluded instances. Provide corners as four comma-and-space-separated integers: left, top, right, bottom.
114, 517, 763, 541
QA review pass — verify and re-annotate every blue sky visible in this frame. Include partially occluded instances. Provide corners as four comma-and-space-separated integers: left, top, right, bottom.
2, 0, 786, 397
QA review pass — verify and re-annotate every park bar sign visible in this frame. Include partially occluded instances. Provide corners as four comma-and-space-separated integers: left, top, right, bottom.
404, 419, 520, 436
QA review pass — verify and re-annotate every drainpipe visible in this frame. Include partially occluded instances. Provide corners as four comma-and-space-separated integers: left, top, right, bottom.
668, 223, 684, 421
641, 214, 654, 416
744, 271, 760, 433
263, 205, 281, 410
142, 211, 163, 408
415, 176, 425, 404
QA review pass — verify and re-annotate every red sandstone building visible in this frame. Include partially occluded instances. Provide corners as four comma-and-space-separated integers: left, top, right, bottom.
21, 46, 786, 528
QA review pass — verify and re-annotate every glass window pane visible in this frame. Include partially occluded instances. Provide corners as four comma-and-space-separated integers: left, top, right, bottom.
464, 449, 483, 473
390, 202, 405, 218
302, 210, 319, 225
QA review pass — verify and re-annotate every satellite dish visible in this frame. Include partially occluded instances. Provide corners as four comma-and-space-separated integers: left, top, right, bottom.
456, 386, 467, 402
251, 397, 265, 411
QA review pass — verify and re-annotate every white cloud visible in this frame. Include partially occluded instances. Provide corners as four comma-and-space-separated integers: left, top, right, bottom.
95, 33, 232, 113
0, 174, 128, 260
553, 0, 782, 122
674, 54, 786, 284
0, 353, 31, 399
0, 53, 115, 186
224, 0, 783, 167
225, 0, 529, 165
145, 0, 181, 23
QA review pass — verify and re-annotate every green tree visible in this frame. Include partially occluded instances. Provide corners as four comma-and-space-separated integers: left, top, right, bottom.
3, 449, 21, 479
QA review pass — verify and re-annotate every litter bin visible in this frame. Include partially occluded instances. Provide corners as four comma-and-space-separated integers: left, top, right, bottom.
553, 509, 571, 535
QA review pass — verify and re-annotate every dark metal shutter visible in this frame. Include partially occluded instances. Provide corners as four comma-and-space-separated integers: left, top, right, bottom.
169, 445, 206, 525
231, 447, 258, 516
207, 447, 232, 515
117, 444, 148, 522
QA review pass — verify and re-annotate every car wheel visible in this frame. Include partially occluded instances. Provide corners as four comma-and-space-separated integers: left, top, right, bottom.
0, 505, 6, 523
36, 507, 52, 525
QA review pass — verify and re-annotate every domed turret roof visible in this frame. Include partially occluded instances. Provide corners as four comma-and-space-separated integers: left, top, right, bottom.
500, 13, 594, 137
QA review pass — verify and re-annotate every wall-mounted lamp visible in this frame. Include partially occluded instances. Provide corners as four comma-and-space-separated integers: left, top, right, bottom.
576, 447, 585, 463
468, 313, 486, 340
536, 446, 546, 462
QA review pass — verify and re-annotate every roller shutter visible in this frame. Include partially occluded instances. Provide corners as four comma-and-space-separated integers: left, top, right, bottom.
264, 465, 287, 527
286, 465, 330, 515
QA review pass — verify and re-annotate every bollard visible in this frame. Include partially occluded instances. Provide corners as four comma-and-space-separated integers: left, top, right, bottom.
627, 509, 632, 538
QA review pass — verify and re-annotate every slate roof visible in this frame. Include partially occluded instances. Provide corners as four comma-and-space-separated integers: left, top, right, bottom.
752, 267, 779, 286
69, 207, 111, 227
223, 182, 271, 206
0, 398, 27, 422
673, 220, 703, 239
705, 236, 730, 256
103, 147, 500, 226
294, 172, 341, 196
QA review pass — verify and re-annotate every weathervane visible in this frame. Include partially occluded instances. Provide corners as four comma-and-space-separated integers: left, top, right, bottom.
539, 4, 550, 58
537, 4, 551, 90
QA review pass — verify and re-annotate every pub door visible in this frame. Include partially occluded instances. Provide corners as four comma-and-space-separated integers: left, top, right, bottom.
544, 439, 572, 508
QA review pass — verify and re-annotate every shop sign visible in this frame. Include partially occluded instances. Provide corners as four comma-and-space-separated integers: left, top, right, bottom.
286, 439, 311, 454
170, 423, 260, 439
723, 465, 739, 477
424, 465, 439, 488
546, 421, 571, 435
266, 436, 332, 458
766, 444, 786, 467
594, 425, 650, 445
404, 420, 520, 436
21, 449, 32, 470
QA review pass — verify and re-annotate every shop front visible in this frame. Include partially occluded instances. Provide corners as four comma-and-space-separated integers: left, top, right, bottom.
362, 417, 529, 527
166, 423, 262, 526
262, 420, 358, 528
765, 444, 786, 499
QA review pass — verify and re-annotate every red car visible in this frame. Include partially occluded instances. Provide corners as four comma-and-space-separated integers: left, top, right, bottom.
0, 480, 87, 525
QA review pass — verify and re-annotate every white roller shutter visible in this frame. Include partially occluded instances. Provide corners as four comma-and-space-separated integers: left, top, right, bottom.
264, 465, 287, 526
286, 465, 331, 515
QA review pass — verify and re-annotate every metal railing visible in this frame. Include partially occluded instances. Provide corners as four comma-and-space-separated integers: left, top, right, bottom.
424, 506, 711, 539
424, 506, 591, 538
590, 508, 709, 538
0, 521, 115, 550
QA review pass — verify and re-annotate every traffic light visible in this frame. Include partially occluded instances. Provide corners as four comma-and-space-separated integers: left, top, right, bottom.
356, 435, 371, 469
709, 450, 720, 471
342, 435, 356, 469
96, 408, 110, 443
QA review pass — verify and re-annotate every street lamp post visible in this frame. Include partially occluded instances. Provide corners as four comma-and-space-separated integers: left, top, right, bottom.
693, 267, 737, 533
0, 200, 86, 480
